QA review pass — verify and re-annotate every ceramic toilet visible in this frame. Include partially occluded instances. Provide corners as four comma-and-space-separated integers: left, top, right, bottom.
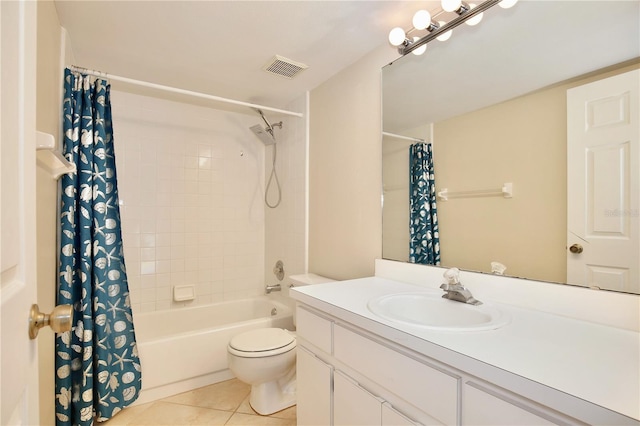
227, 273, 334, 415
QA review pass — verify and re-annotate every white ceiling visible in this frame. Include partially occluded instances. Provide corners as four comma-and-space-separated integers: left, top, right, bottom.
383, 1, 640, 132
54, 0, 436, 113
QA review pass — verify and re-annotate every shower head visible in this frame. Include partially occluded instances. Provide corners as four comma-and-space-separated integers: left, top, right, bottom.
249, 108, 282, 145
250, 124, 276, 145
252, 108, 273, 131
251, 109, 283, 208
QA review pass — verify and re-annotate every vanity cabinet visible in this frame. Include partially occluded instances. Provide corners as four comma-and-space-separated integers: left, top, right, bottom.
333, 323, 457, 425
297, 346, 332, 426
334, 370, 383, 425
295, 304, 612, 426
383, 403, 421, 426
296, 306, 442, 425
461, 382, 558, 426
333, 370, 422, 426
334, 370, 423, 426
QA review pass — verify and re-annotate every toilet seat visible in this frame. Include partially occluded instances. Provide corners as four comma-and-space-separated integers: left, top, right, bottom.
228, 328, 296, 358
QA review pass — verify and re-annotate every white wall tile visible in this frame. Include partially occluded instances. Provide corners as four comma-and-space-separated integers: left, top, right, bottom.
112, 90, 269, 312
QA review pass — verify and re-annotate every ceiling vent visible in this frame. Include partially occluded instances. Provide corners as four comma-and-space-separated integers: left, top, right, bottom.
262, 55, 308, 79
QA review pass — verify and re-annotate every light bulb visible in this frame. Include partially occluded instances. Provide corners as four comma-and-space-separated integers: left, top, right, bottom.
465, 3, 483, 26
411, 37, 427, 56
499, 0, 518, 8
436, 21, 452, 41
441, 0, 462, 13
412, 10, 432, 30
388, 27, 406, 47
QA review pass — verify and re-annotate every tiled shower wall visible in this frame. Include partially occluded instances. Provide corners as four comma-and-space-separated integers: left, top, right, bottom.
111, 90, 306, 313
264, 94, 308, 289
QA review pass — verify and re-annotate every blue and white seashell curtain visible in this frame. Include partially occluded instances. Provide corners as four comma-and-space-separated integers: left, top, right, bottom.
56, 68, 141, 425
409, 143, 440, 265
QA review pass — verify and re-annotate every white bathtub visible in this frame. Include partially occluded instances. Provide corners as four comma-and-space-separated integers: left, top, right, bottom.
133, 296, 294, 404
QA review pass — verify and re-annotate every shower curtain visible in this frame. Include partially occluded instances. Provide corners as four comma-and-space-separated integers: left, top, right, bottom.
409, 142, 440, 265
55, 68, 141, 425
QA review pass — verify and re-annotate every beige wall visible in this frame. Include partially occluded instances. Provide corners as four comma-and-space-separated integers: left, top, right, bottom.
309, 47, 396, 280
35, 1, 64, 424
435, 85, 567, 282
433, 62, 640, 283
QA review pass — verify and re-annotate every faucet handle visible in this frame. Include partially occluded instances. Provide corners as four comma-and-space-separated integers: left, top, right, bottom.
443, 267, 460, 285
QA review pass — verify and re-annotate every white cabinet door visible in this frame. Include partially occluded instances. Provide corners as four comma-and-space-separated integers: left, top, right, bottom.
334, 370, 382, 426
333, 324, 458, 425
462, 383, 559, 426
382, 402, 422, 426
297, 346, 333, 426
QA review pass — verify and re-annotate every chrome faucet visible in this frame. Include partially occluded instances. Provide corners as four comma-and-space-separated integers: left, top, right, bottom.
440, 268, 482, 306
265, 284, 281, 294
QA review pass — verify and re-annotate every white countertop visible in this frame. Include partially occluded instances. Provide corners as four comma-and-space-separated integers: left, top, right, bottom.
291, 277, 640, 421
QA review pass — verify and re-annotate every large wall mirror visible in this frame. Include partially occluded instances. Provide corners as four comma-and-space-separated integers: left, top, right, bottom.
382, 1, 640, 294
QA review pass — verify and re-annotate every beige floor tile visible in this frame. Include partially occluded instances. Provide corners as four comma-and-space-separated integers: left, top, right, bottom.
125, 401, 232, 426
100, 402, 154, 425
269, 404, 297, 421
162, 378, 250, 412
235, 395, 255, 415
225, 412, 296, 426
235, 395, 297, 420
109, 380, 297, 425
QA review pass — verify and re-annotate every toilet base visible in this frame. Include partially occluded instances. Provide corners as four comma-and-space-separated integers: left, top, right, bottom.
248, 368, 296, 415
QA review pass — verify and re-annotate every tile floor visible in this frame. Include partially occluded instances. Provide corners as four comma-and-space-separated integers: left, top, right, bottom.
103, 379, 296, 425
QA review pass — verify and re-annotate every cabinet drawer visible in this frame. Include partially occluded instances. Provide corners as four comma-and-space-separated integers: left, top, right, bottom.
334, 324, 458, 425
296, 306, 332, 354
462, 382, 574, 426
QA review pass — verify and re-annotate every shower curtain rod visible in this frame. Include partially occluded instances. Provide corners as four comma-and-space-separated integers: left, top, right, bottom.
70, 65, 304, 118
382, 131, 427, 143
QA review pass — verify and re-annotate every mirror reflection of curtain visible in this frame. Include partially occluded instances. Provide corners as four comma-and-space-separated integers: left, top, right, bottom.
409, 143, 440, 265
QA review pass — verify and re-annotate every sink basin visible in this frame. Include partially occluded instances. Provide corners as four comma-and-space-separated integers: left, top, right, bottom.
367, 292, 509, 332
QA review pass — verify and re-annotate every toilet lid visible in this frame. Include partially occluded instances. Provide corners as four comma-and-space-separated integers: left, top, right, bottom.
229, 328, 295, 354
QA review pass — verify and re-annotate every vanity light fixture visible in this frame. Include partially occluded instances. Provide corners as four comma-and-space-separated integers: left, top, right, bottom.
388, 0, 517, 56
465, 3, 484, 26
411, 37, 428, 56
412, 9, 436, 31
442, 0, 465, 13
436, 20, 453, 42
388, 27, 408, 47
499, 0, 518, 8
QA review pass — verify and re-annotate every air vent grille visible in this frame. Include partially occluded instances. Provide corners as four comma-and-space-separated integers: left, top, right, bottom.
262, 55, 308, 79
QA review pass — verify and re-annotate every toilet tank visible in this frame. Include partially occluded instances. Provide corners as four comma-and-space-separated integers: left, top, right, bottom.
289, 273, 335, 288
289, 273, 335, 326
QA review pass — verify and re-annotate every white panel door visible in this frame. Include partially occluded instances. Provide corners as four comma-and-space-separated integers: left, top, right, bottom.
0, 1, 40, 424
567, 69, 640, 292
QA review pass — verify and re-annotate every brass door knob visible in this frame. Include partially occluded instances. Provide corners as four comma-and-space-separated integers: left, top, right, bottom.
29, 304, 73, 339
569, 243, 584, 254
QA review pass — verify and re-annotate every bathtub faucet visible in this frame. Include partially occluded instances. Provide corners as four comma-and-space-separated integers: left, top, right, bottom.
265, 284, 281, 294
